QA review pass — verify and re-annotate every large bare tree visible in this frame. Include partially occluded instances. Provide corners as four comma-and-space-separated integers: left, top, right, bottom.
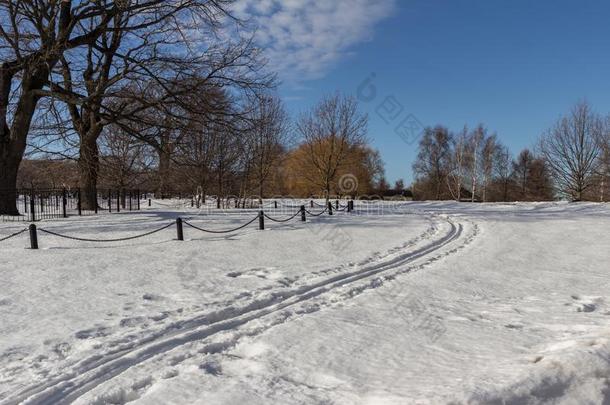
246, 95, 291, 200
0, 1, 113, 213
540, 102, 602, 200
296, 93, 367, 201
413, 126, 452, 200
54, 1, 268, 209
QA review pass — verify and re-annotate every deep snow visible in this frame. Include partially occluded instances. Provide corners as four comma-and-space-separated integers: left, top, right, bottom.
0, 201, 609, 404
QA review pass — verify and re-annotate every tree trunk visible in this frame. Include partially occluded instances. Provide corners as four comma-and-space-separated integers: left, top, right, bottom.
0, 156, 20, 215
259, 182, 264, 204
435, 175, 441, 200
471, 177, 476, 203
0, 67, 46, 215
78, 134, 100, 210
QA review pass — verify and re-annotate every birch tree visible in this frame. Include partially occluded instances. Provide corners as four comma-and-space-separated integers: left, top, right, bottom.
447, 126, 468, 201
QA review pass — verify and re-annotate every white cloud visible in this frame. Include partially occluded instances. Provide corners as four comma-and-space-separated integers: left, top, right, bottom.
233, 0, 396, 84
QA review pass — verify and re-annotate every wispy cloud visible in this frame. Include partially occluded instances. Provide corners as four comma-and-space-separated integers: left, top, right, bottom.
232, 0, 396, 85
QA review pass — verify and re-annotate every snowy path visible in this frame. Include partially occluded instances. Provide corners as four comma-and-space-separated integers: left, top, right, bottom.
2, 201, 610, 404
6, 214, 477, 405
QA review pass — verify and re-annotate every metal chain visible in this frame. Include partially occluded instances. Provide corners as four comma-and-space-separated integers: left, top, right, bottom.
0, 228, 28, 243
183, 214, 259, 234
305, 206, 328, 216
38, 222, 174, 242
263, 209, 301, 223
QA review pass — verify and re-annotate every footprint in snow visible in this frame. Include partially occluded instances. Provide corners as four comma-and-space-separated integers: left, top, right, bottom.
199, 359, 222, 376
120, 316, 147, 327
168, 353, 189, 366
142, 293, 165, 301
75, 326, 112, 339
162, 369, 179, 379
570, 295, 604, 313
149, 312, 169, 322
52, 342, 72, 359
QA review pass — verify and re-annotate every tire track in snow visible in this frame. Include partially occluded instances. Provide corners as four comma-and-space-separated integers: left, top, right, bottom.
9, 216, 469, 405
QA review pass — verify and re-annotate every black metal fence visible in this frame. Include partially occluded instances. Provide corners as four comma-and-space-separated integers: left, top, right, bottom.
0, 188, 142, 222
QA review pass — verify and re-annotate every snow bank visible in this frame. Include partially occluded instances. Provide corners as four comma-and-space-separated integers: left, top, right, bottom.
458, 333, 610, 405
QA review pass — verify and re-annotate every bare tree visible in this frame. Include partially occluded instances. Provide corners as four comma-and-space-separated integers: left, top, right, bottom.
594, 118, 610, 201
447, 126, 468, 201
413, 126, 452, 200
481, 134, 498, 202
296, 93, 367, 201
176, 102, 228, 205
52, 1, 271, 209
493, 144, 513, 201
98, 125, 152, 192
466, 125, 486, 202
1, 1, 243, 213
0, 1, 111, 213
394, 179, 405, 194
246, 95, 291, 200
540, 102, 602, 200
512, 149, 534, 199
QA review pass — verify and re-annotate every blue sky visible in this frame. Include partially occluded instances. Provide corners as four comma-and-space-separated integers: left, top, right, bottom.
237, 0, 610, 184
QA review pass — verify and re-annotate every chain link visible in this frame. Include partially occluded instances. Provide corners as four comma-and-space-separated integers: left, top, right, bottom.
263, 209, 301, 223
38, 222, 174, 242
0, 228, 28, 243
183, 215, 259, 234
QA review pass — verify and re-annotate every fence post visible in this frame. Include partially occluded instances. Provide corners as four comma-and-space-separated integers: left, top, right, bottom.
310, 200, 314, 208
335, 200, 339, 210
94, 187, 98, 214
259, 210, 265, 230
77, 188, 82, 216
29, 224, 38, 250
62, 188, 67, 218
328, 201, 333, 215
176, 217, 184, 241
29, 190, 35, 222
274, 201, 278, 209
148, 198, 151, 207
300, 205, 306, 222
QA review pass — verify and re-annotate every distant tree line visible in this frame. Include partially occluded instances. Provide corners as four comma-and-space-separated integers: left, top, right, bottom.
14, 92, 387, 204
412, 102, 610, 202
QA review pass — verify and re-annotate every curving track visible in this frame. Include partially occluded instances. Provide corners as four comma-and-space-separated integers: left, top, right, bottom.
8, 215, 476, 405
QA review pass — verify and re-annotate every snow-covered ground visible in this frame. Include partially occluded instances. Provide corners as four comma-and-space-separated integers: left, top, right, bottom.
1, 201, 609, 404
